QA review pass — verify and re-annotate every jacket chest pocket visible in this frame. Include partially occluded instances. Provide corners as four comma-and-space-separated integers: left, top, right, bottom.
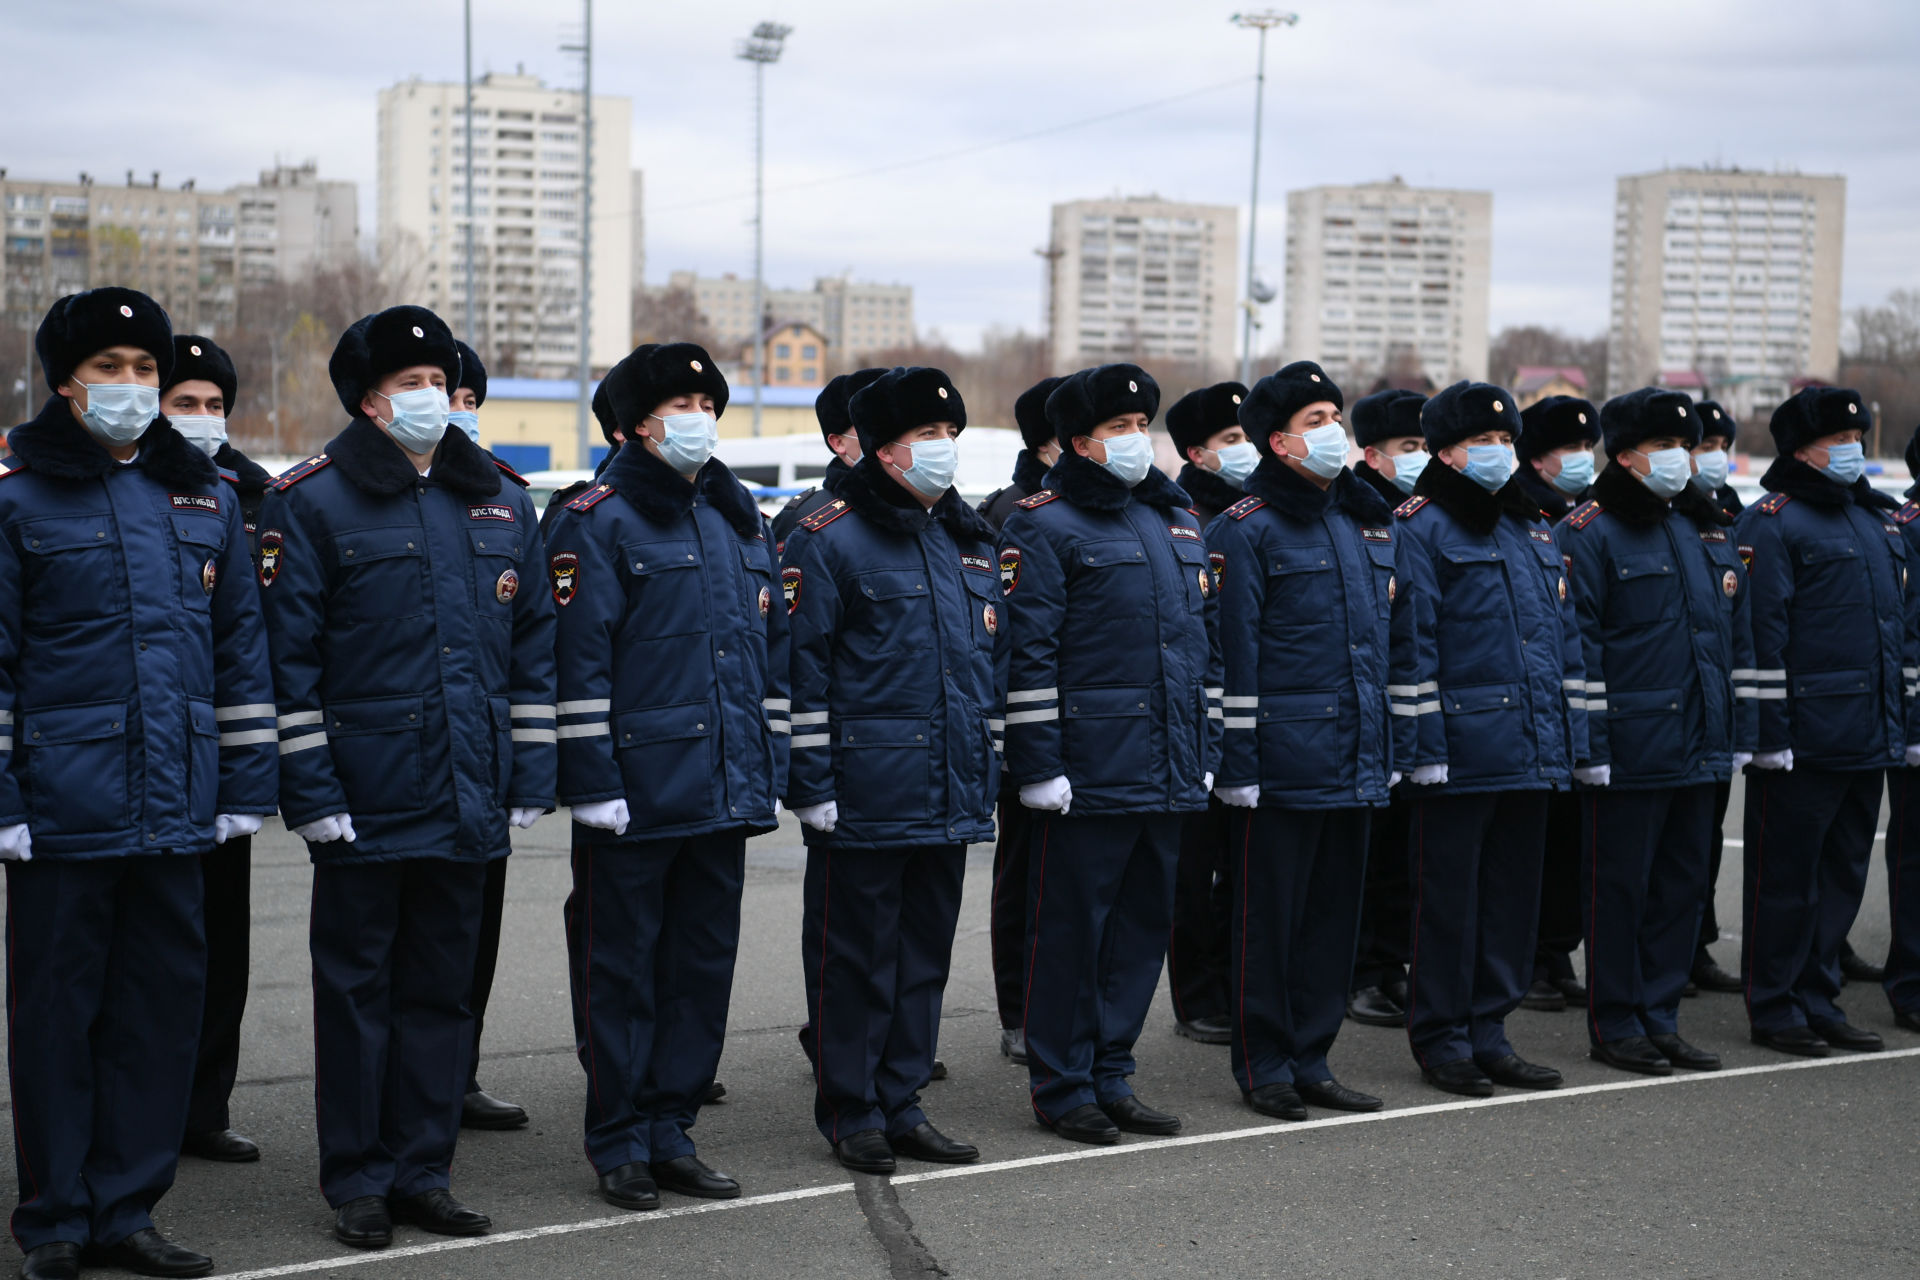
469, 529, 524, 619
738, 541, 776, 632
961, 570, 1001, 649
22, 700, 129, 835
18, 516, 124, 624
1265, 549, 1337, 623
1607, 552, 1677, 628
1365, 542, 1397, 617
1170, 540, 1211, 611
852, 567, 934, 639
1437, 547, 1506, 619
621, 540, 707, 637
174, 518, 225, 612
1795, 537, 1869, 608
1068, 540, 1148, 615
326, 694, 425, 814
333, 528, 426, 622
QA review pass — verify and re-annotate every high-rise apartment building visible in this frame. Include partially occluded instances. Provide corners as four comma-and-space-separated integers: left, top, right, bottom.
1044, 196, 1238, 375
666, 271, 915, 364
1282, 179, 1491, 388
231, 162, 359, 287
377, 72, 633, 379
1606, 167, 1845, 411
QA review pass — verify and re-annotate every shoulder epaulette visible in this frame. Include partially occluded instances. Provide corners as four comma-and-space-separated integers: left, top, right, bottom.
1565, 500, 1604, 530
1392, 495, 1428, 519
1015, 489, 1058, 510
493, 457, 529, 488
0, 458, 27, 479
1892, 501, 1920, 526
565, 483, 616, 513
798, 498, 851, 533
217, 465, 240, 486
270, 453, 331, 491
780, 487, 820, 511
1757, 492, 1792, 515
1225, 495, 1267, 521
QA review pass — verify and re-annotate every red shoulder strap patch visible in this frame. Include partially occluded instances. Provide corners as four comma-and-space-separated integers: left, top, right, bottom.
1014, 490, 1058, 510
270, 453, 331, 491
565, 483, 616, 512
1225, 496, 1267, 520
0, 459, 27, 479
1757, 492, 1792, 515
1392, 495, 1428, 519
798, 498, 851, 533
493, 457, 530, 488
1565, 500, 1605, 530
1893, 501, 1920, 526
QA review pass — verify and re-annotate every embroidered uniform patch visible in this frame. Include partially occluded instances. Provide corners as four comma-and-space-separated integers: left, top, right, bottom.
960, 553, 991, 572
1209, 550, 1226, 591
983, 603, 999, 635
201, 558, 218, 595
549, 552, 579, 605
495, 569, 519, 603
1014, 491, 1057, 510
1392, 495, 1428, 519
783, 565, 803, 613
1362, 527, 1392, 543
258, 530, 284, 586
1738, 544, 1755, 570
170, 493, 219, 512
999, 547, 1022, 595
1197, 566, 1212, 598
759, 586, 772, 619
1699, 529, 1729, 543
469, 504, 515, 522
1168, 525, 1202, 541
1722, 569, 1739, 598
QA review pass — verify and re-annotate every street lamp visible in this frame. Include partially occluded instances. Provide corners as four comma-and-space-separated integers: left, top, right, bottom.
1231, 10, 1298, 386
737, 20, 793, 438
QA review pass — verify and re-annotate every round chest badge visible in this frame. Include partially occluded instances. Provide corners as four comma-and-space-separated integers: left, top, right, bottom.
1198, 566, 1212, 598
201, 557, 218, 595
1722, 568, 1738, 598
1388, 573, 1397, 603
983, 603, 999, 636
495, 568, 519, 603
1558, 576, 1568, 601
758, 585, 772, 618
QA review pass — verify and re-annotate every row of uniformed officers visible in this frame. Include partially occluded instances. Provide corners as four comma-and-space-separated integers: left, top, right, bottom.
4, 286, 1917, 1280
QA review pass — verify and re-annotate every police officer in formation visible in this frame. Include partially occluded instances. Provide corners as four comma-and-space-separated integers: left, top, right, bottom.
781, 366, 999, 1173
998, 364, 1221, 1145
1885, 425, 1920, 1036
1556, 389, 1753, 1075
257, 305, 557, 1248
1391, 379, 1584, 1097
1160, 380, 1252, 1046
1345, 388, 1427, 1028
977, 375, 1062, 1067
1208, 361, 1400, 1118
4, 289, 278, 1280
1736, 386, 1904, 1057
157, 334, 277, 1169
771, 368, 884, 552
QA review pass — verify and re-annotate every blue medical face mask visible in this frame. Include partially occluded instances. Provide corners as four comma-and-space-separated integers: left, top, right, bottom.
71, 379, 159, 444
1386, 450, 1428, 495
895, 436, 958, 498
1550, 450, 1594, 496
1636, 446, 1693, 500
1461, 443, 1514, 492
449, 410, 481, 443
1285, 423, 1350, 480
1094, 432, 1155, 487
652, 410, 718, 473
1690, 449, 1729, 493
374, 385, 450, 453
1212, 441, 1259, 488
168, 413, 227, 457
1820, 441, 1865, 486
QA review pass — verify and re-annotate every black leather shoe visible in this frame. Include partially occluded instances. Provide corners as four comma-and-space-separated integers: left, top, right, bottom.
333, 1196, 392, 1248
1297, 1078, 1383, 1112
702, 1080, 727, 1105
1812, 1019, 1885, 1052
1553, 976, 1588, 1004
390, 1188, 490, 1237
1244, 1083, 1309, 1120
1895, 1008, 1920, 1034
1682, 978, 1699, 997
928, 1059, 948, 1081
1648, 1033, 1721, 1070
1000, 1027, 1028, 1064
1101, 1094, 1181, 1135
1478, 1053, 1563, 1089
597, 1162, 660, 1210
1691, 953, 1743, 994
88, 1229, 213, 1278
1589, 1037, 1673, 1076
1384, 977, 1409, 1009
835, 1128, 897, 1174
461, 1089, 528, 1130
1750, 1024, 1831, 1057
1838, 943, 1885, 984
1346, 986, 1406, 1027
1174, 1015, 1232, 1044
1520, 978, 1567, 1012
1422, 1059, 1494, 1097
182, 1127, 260, 1162
1048, 1103, 1121, 1145
20, 1242, 80, 1280
650, 1154, 740, 1199
890, 1121, 978, 1164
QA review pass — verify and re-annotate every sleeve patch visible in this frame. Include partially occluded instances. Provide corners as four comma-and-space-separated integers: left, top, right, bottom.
257, 529, 284, 586
1757, 492, 1792, 515
999, 547, 1022, 595
782, 565, 803, 613
269, 453, 331, 491
1225, 496, 1267, 521
549, 552, 580, 605
1738, 543, 1755, 569
798, 499, 851, 532
565, 483, 616, 512
1014, 490, 1058, 510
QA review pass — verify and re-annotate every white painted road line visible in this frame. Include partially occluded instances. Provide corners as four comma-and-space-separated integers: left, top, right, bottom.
217, 1045, 1920, 1279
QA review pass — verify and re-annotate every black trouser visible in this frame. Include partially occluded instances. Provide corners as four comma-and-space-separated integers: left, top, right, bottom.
1885, 767, 1920, 1016
1533, 791, 1583, 980
1695, 777, 1733, 953
1352, 795, 1412, 991
1168, 797, 1232, 1023
988, 780, 1035, 1030
465, 855, 508, 1094
186, 835, 251, 1135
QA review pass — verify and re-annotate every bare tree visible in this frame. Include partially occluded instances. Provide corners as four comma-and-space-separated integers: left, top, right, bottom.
1842, 289, 1920, 453
1487, 325, 1609, 394
631, 283, 718, 352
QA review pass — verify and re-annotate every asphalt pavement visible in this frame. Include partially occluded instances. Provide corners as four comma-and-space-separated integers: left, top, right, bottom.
3, 777, 1916, 1279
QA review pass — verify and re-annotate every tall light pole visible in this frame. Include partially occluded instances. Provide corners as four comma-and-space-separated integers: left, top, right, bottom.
563, 1, 595, 467
1232, 10, 1297, 386
736, 20, 792, 438
463, 0, 476, 348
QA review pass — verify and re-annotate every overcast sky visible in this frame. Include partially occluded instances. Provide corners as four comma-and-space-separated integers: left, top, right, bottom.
8, 0, 1918, 352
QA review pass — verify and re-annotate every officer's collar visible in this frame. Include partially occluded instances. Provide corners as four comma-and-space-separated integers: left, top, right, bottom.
840, 455, 997, 543
1010, 448, 1050, 497
1044, 443, 1191, 512
213, 441, 271, 497
819, 453, 853, 496
1175, 460, 1244, 519
1242, 456, 1394, 526
1413, 452, 1544, 536
326, 417, 503, 499
1590, 458, 1676, 529
602, 436, 763, 540
1759, 455, 1898, 511
1351, 458, 1406, 507
1514, 460, 1580, 519
6, 397, 217, 489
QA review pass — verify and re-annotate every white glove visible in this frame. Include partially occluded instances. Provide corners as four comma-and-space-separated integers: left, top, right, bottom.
1573, 765, 1611, 787
0, 824, 31, 862
1731, 752, 1753, 771
1019, 776, 1073, 814
508, 807, 544, 829
1388, 771, 1403, 788
1749, 750, 1794, 772
1905, 744, 1920, 768
794, 800, 838, 832
214, 814, 264, 845
1410, 764, 1449, 786
1202, 772, 1214, 793
572, 798, 630, 835
294, 813, 357, 844
774, 798, 784, 817
1214, 785, 1259, 808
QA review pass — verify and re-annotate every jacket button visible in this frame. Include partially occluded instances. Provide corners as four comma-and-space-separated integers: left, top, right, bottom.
96, 532, 104, 539
110, 721, 119, 729
687, 554, 696, 561
635, 562, 644, 570
915, 734, 924, 741
717, 649, 725, 657
1501, 697, 1509, 703
139, 642, 147, 651
1138, 702, 1145, 709
407, 542, 415, 550
408, 713, 417, 721
696, 723, 705, 731
29, 540, 38, 548
345, 549, 354, 557
624, 733, 631, 741
443, 646, 452, 655
29, 732, 37, 740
